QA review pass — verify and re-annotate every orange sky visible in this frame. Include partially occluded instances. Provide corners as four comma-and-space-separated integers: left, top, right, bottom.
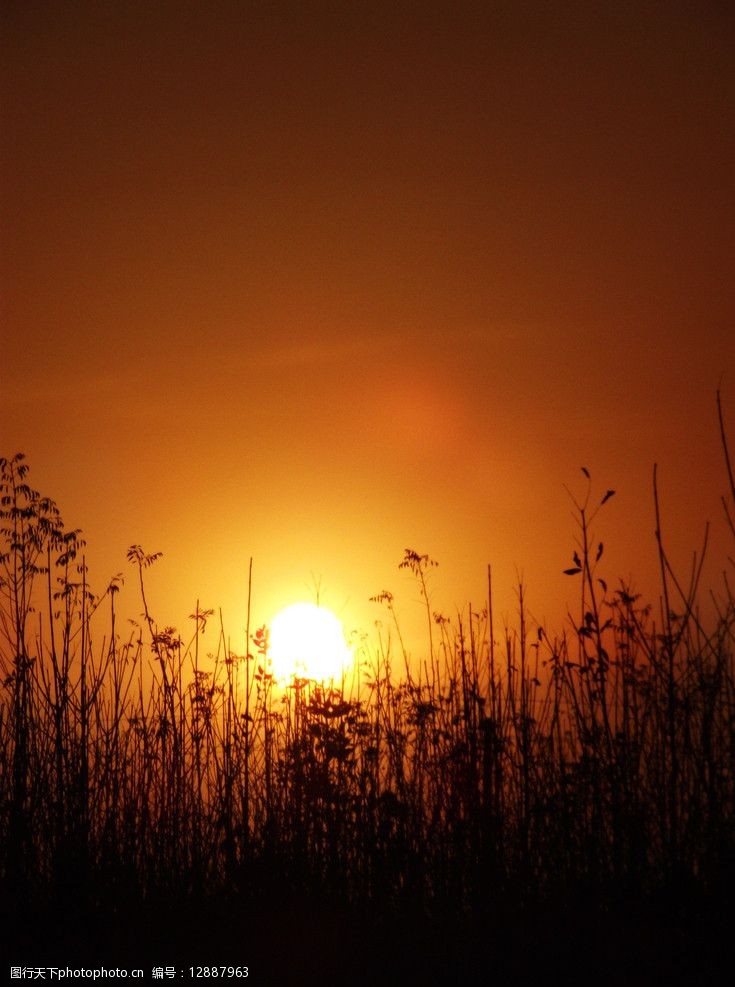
2, 1, 734, 656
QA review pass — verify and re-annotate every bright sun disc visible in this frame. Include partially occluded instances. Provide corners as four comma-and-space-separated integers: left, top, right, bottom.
269, 603, 352, 683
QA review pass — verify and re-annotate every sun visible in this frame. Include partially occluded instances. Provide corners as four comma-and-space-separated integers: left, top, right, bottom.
268, 602, 353, 683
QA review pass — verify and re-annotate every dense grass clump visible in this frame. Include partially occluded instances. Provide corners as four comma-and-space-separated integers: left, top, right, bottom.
1, 402, 734, 981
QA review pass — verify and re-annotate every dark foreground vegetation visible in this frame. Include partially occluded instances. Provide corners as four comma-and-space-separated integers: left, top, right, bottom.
2, 400, 734, 982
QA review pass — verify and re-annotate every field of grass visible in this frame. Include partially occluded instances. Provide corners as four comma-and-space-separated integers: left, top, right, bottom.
2, 402, 734, 982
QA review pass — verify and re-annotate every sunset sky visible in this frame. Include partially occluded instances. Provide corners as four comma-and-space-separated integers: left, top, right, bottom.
2, 1, 734, 653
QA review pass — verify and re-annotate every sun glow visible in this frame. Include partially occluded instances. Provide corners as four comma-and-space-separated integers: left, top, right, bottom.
269, 602, 352, 683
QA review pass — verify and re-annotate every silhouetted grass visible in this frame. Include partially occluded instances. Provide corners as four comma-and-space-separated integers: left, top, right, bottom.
1, 395, 734, 981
